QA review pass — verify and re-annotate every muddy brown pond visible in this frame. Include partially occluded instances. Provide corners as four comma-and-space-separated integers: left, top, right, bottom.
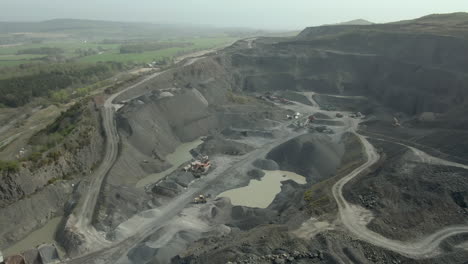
218, 170, 306, 208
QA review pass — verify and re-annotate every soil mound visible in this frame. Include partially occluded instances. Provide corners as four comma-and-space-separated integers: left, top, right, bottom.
196, 136, 253, 156
247, 169, 265, 180
252, 159, 279, 171
266, 134, 343, 180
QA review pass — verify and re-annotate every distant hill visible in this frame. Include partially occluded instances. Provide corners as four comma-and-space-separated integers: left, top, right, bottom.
394, 12, 468, 26
0, 19, 257, 41
336, 19, 373, 26
300, 12, 468, 40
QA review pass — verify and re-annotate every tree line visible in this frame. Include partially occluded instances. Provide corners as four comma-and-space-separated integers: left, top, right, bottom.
119, 42, 192, 54
0, 62, 124, 107
16, 47, 64, 55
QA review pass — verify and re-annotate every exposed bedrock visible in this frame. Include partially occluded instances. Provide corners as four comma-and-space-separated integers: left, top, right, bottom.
227, 34, 468, 118
0, 102, 104, 250
93, 57, 288, 232
344, 139, 468, 241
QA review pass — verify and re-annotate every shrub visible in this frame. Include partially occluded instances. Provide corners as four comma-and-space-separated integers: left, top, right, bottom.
0, 160, 20, 173
28, 152, 42, 163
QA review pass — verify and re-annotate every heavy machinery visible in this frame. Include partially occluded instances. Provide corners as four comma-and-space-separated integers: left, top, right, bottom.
194, 195, 207, 204
183, 155, 212, 177
278, 97, 294, 105
350, 112, 364, 119
392, 117, 401, 127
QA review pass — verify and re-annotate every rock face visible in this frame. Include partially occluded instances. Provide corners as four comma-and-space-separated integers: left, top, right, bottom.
225, 21, 468, 118
169, 13, 468, 264
91, 56, 288, 232
0, 102, 105, 250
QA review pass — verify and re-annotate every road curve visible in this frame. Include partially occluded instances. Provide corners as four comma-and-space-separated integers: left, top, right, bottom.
332, 133, 468, 258
74, 70, 167, 234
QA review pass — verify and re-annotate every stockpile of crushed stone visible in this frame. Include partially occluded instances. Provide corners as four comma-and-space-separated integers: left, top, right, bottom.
266, 134, 344, 181
195, 136, 254, 156
252, 159, 279, 170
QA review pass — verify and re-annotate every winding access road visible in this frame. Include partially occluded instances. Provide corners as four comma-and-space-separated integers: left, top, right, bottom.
331, 127, 468, 258
65, 45, 468, 260
65, 117, 302, 264
73, 70, 168, 246
76, 49, 233, 228
273, 91, 468, 258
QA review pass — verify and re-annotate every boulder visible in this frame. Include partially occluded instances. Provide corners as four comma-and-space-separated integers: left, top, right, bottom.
22, 249, 41, 264
38, 244, 60, 264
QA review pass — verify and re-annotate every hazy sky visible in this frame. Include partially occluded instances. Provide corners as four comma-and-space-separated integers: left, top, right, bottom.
3, 0, 468, 30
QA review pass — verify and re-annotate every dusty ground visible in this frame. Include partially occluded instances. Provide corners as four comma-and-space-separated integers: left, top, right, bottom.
6, 15, 468, 264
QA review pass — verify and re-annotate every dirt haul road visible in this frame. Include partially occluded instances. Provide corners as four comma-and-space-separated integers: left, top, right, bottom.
332, 129, 468, 258
76, 70, 168, 228
65, 121, 302, 264
72, 51, 218, 244
290, 92, 468, 258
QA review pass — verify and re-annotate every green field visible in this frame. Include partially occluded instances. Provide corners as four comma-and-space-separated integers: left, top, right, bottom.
0, 41, 119, 66
77, 37, 236, 64
0, 54, 46, 67
0, 37, 236, 67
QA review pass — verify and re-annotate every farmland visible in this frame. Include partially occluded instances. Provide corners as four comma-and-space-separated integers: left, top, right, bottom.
77, 37, 236, 64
